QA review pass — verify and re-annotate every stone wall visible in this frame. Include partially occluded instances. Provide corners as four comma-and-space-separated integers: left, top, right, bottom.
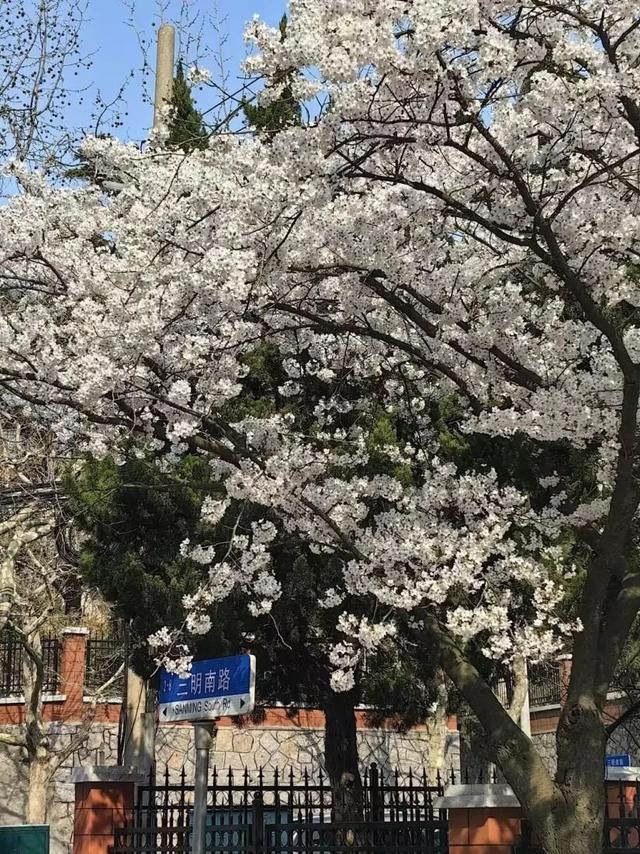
460, 705, 640, 784
459, 721, 558, 782
155, 722, 460, 783
0, 721, 120, 854
532, 731, 557, 774
0, 719, 460, 854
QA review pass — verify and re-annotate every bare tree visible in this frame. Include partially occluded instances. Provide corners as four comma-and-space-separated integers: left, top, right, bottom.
0, 1, 89, 171
0, 421, 120, 824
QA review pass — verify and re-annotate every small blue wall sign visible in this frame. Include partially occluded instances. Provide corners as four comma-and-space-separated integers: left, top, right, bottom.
606, 754, 632, 768
158, 654, 256, 723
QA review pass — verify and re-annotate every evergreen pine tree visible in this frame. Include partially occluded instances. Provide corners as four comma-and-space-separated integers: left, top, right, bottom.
167, 61, 209, 152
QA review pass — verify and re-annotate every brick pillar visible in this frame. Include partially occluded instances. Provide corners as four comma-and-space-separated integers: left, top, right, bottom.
436, 784, 526, 853
441, 774, 640, 853
72, 780, 135, 854
557, 654, 572, 706
71, 769, 145, 854
61, 628, 89, 720
448, 807, 523, 853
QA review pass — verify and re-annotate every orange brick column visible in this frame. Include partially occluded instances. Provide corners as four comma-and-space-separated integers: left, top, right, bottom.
61, 628, 89, 720
448, 806, 523, 854
72, 769, 145, 854
441, 774, 640, 853
436, 784, 524, 854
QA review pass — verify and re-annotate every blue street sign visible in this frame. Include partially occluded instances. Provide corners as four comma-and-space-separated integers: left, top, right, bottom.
159, 654, 256, 723
606, 754, 632, 768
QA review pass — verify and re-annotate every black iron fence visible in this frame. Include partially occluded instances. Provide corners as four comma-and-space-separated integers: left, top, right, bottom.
85, 631, 124, 698
528, 664, 562, 708
110, 767, 640, 854
110, 764, 449, 854
0, 628, 60, 697
603, 777, 640, 853
494, 663, 562, 710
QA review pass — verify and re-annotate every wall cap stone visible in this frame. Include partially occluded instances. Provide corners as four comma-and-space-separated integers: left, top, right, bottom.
62, 627, 90, 636
530, 702, 561, 713
434, 783, 520, 809
0, 693, 66, 705
70, 765, 147, 783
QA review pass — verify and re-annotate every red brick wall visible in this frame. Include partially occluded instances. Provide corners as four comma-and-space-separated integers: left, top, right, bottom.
0, 631, 458, 730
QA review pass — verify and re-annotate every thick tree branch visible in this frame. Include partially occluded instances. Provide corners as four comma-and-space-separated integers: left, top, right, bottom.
418, 609, 561, 820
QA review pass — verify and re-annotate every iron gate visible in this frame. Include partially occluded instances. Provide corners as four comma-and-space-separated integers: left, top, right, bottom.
109, 763, 450, 854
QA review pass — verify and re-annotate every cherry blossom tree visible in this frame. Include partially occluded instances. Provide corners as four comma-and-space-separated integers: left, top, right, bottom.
1, 2, 640, 851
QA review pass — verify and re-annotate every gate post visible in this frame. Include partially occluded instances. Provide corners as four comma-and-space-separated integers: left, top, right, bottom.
71, 766, 146, 854
434, 783, 523, 853
369, 763, 381, 822
252, 791, 265, 854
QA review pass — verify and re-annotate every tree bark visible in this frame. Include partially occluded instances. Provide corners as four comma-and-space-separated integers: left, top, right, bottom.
19, 627, 53, 826
26, 756, 51, 824
424, 669, 448, 775
323, 690, 364, 823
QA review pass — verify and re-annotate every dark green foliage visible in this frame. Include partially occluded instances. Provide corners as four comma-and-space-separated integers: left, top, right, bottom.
167, 61, 208, 153
430, 393, 599, 512
64, 134, 114, 184
66, 455, 242, 676
66, 449, 348, 705
362, 640, 440, 730
67, 336, 441, 720
243, 16, 301, 138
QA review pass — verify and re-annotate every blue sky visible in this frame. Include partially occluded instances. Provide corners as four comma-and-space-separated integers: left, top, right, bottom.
77, 0, 286, 143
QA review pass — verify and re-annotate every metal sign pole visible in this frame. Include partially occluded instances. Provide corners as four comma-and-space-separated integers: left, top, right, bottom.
192, 722, 216, 854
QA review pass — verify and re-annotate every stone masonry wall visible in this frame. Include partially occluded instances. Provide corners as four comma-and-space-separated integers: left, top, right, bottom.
0, 721, 121, 854
0, 720, 460, 854
156, 723, 460, 783
459, 722, 557, 782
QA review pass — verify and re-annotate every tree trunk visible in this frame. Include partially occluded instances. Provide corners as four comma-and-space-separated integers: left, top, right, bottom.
323, 690, 364, 823
424, 670, 448, 776
422, 611, 609, 854
539, 697, 607, 854
21, 628, 52, 825
26, 755, 51, 824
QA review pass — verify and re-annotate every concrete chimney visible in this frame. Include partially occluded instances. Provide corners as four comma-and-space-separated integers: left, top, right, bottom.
153, 23, 176, 131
